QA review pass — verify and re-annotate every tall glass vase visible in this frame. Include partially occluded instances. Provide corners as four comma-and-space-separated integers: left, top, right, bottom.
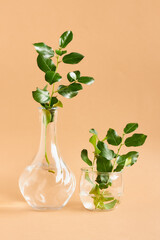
19, 108, 76, 210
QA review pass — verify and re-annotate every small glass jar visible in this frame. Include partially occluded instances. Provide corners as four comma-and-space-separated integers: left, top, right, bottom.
80, 168, 123, 211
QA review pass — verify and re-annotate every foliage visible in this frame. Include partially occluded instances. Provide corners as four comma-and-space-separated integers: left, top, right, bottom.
81, 123, 147, 210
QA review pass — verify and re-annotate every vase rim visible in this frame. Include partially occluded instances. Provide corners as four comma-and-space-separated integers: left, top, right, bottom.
81, 167, 122, 174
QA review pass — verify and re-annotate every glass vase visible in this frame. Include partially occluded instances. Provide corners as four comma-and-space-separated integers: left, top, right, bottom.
19, 108, 76, 210
80, 168, 123, 211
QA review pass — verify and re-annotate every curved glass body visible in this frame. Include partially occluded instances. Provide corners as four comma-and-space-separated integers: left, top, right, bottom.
19, 108, 76, 210
80, 168, 123, 211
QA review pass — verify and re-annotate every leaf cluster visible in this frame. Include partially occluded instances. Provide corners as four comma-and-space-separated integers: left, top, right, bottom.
81, 123, 147, 178
32, 31, 94, 111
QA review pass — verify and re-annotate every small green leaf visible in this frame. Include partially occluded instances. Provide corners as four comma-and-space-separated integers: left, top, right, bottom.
67, 71, 80, 82
42, 109, 52, 126
55, 49, 67, 56
81, 149, 92, 166
85, 171, 93, 184
33, 42, 54, 58
58, 83, 82, 98
89, 184, 100, 195
96, 156, 113, 172
125, 134, 147, 147
114, 151, 139, 172
78, 76, 94, 85
104, 199, 117, 210
45, 71, 62, 85
37, 54, 56, 73
106, 128, 122, 146
53, 100, 63, 108
59, 31, 73, 48
62, 52, 84, 64
50, 97, 58, 107
124, 123, 138, 134
43, 85, 48, 91
89, 128, 98, 136
89, 135, 100, 154
32, 88, 50, 104
97, 141, 115, 160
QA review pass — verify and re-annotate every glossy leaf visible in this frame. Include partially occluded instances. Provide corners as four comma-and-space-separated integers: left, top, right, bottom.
45, 71, 62, 85
114, 151, 139, 172
106, 128, 122, 146
55, 49, 67, 56
78, 76, 94, 85
62, 52, 84, 64
37, 54, 56, 73
89, 135, 100, 154
124, 123, 138, 134
59, 31, 73, 48
67, 71, 80, 82
104, 199, 117, 210
89, 128, 98, 136
81, 149, 92, 166
32, 88, 50, 104
33, 42, 54, 58
125, 134, 147, 147
96, 156, 113, 172
97, 141, 115, 160
58, 83, 82, 98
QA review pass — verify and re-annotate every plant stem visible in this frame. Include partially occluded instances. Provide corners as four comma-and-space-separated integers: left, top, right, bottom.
49, 55, 60, 106
112, 133, 125, 172
45, 125, 50, 165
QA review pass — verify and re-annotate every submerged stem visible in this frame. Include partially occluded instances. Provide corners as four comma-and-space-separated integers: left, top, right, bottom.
45, 125, 50, 165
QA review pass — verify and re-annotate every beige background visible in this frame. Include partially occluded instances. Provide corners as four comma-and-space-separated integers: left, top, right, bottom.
0, 0, 160, 239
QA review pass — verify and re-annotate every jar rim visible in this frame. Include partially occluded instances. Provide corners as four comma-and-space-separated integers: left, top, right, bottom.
81, 167, 122, 174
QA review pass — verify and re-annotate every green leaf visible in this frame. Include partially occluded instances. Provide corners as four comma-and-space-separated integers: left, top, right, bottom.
96, 156, 113, 172
81, 149, 92, 166
78, 76, 94, 85
32, 88, 50, 104
67, 71, 80, 82
58, 83, 82, 98
43, 85, 48, 91
89, 135, 100, 154
33, 42, 54, 58
45, 71, 62, 85
104, 199, 117, 210
42, 109, 52, 126
37, 54, 56, 73
89, 184, 100, 195
125, 134, 147, 147
97, 141, 115, 160
89, 128, 98, 136
85, 171, 93, 184
106, 128, 122, 146
53, 100, 63, 108
124, 123, 138, 134
96, 173, 109, 186
114, 151, 139, 172
55, 49, 67, 56
62, 52, 84, 64
50, 97, 58, 107
59, 31, 73, 48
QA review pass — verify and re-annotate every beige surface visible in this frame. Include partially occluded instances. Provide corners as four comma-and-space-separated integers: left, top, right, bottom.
0, 0, 160, 239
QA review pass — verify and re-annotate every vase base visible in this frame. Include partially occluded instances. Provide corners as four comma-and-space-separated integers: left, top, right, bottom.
28, 204, 65, 211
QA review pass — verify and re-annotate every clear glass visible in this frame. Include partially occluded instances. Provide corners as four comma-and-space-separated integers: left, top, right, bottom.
80, 168, 123, 211
19, 108, 76, 210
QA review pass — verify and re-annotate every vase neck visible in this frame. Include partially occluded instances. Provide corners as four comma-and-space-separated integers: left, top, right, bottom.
37, 108, 59, 166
